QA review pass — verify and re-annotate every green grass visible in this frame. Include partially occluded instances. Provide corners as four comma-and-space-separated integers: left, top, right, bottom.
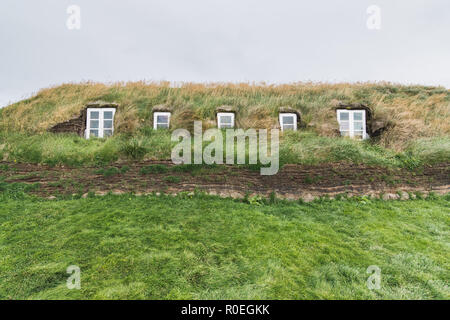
0, 130, 173, 166
279, 131, 435, 168
163, 176, 182, 183
139, 164, 169, 175
0, 130, 447, 169
95, 166, 130, 177
406, 137, 450, 165
0, 188, 448, 299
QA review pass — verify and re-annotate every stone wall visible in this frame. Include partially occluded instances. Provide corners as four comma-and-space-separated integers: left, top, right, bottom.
48, 109, 86, 137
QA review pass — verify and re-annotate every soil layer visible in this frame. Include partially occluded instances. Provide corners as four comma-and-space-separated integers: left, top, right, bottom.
1, 161, 449, 200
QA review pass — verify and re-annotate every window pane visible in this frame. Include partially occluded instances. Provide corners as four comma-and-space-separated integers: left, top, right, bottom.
157, 115, 169, 123
220, 116, 232, 124
353, 112, 363, 121
283, 124, 294, 130
339, 121, 349, 131
354, 121, 363, 131
282, 116, 294, 124
339, 112, 349, 121
90, 120, 99, 129
104, 111, 113, 119
220, 123, 233, 128
104, 120, 113, 129
90, 111, 99, 119
90, 130, 99, 137
157, 123, 169, 129
104, 130, 113, 137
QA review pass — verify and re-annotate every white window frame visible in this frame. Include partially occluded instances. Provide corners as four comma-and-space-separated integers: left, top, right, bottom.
336, 109, 368, 139
153, 112, 171, 130
85, 108, 116, 139
217, 112, 235, 129
279, 113, 298, 131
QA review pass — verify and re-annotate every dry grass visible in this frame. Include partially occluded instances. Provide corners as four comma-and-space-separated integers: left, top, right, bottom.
114, 104, 140, 133
0, 81, 448, 150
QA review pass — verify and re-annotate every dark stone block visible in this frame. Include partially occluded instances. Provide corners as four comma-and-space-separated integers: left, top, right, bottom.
48, 109, 86, 137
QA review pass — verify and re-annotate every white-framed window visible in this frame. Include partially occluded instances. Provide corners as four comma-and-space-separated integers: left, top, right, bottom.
217, 112, 235, 129
336, 109, 368, 139
153, 112, 171, 129
86, 108, 116, 139
279, 113, 298, 131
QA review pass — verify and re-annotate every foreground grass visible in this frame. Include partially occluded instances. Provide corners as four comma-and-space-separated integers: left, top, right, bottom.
0, 192, 448, 300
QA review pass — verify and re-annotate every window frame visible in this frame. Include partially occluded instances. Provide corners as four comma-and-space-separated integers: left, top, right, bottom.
336, 109, 368, 139
217, 112, 235, 129
85, 108, 116, 139
279, 113, 298, 131
153, 111, 171, 130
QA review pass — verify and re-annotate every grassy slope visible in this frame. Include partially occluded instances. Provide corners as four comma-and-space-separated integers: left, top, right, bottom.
0, 82, 448, 167
0, 192, 448, 300
0, 82, 449, 147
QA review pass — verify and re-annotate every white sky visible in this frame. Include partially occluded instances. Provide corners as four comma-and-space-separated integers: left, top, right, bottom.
0, 0, 449, 107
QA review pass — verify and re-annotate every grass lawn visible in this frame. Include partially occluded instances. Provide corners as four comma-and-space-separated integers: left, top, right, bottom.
0, 192, 449, 300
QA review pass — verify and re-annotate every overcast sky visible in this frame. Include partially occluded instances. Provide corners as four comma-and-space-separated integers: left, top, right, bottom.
0, 0, 449, 107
